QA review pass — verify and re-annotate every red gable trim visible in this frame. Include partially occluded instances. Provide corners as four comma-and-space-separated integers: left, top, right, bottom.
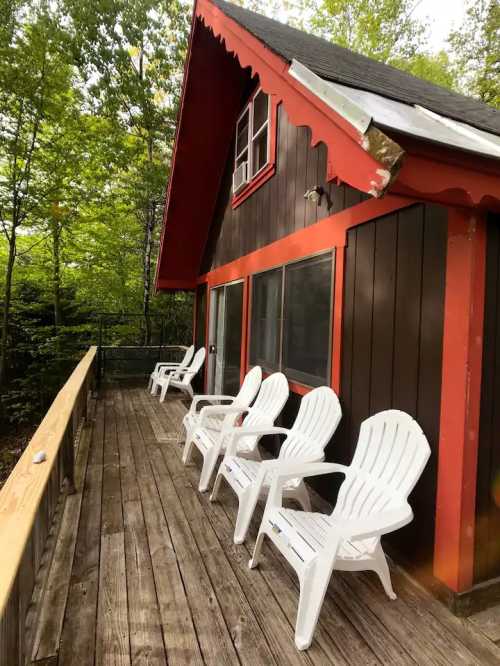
196, 0, 402, 196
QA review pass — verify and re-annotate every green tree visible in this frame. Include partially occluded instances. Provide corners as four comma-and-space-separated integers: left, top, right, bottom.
63, 0, 190, 342
449, 0, 499, 107
0, 4, 74, 385
311, 0, 426, 63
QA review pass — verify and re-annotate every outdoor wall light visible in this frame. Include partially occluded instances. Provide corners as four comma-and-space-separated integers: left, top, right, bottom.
304, 185, 324, 204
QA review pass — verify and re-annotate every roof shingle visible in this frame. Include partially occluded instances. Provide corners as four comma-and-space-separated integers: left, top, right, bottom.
212, 0, 500, 137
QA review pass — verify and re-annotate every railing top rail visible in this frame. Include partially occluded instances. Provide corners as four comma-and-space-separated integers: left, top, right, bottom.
0, 346, 97, 618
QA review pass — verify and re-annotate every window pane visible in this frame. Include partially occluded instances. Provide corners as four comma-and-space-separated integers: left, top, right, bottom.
250, 268, 282, 370
252, 126, 268, 175
236, 149, 248, 169
282, 254, 333, 386
253, 91, 268, 134
236, 109, 249, 156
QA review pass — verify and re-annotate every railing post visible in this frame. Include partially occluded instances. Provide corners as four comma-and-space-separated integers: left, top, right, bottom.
62, 424, 76, 495
96, 316, 103, 393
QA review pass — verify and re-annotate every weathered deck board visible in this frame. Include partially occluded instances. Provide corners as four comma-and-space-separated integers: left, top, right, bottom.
26, 384, 500, 666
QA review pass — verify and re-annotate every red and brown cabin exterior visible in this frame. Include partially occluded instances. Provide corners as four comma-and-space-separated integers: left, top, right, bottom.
156, 0, 500, 613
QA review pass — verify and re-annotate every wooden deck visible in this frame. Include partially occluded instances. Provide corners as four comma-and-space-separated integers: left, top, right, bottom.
27, 385, 500, 665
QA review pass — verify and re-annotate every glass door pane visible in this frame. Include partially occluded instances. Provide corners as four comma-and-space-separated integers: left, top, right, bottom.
222, 282, 244, 394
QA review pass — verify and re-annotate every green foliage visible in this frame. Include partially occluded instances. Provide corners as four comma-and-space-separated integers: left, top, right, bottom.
311, 0, 426, 63
449, 0, 500, 108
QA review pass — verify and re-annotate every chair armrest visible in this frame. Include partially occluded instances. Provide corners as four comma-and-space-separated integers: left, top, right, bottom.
199, 404, 249, 429
264, 463, 350, 512
333, 505, 413, 541
189, 394, 236, 414
224, 420, 280, 456
154, 362, 181, 372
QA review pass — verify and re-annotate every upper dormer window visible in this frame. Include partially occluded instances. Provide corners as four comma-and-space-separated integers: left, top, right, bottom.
233, 89, 270, 194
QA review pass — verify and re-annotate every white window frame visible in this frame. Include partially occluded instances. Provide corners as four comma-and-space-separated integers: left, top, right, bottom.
234, 88, 271, 187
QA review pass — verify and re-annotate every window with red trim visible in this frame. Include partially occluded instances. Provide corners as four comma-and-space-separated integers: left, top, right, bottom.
232, 88, 275, 206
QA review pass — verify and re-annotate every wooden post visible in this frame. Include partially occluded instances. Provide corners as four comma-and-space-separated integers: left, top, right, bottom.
434, 209, 486, 592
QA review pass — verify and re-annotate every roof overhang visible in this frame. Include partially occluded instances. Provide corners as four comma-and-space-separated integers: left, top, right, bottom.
156, 0, 500, 291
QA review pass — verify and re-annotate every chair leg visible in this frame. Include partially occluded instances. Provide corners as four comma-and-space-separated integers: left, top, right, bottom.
209, 472, 224, 502
159, 378, 170, 402
295, 565, 332, 651
198, 447, 220, 492
233, 487, 259, 545
182, 437, 195, 464
147, 376, 153, 391
151, 380, 159, 395
248, 530, 266, 569
292, 481, 311, 512
372, 542, 397, 600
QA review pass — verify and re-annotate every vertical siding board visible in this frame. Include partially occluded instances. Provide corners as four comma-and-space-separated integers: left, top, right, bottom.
285, 120, 297, 236
332, 183, 346, 214
316, 142, 330, 220
392, 206, 424, 415
475, 220, 500, 582
369, 213, 397, 414
349, 222, 375, 456
338, 227, 357, 465
276, 105, 288, 241
294, 126, 308, 232
304, 130, 319, 227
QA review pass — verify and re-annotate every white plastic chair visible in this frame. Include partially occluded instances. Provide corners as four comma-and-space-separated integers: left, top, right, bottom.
148, 345, 194, 394
249, 409, 431, 651
211, 386, 341, 544
182, 365, 263, 464
185, 371, 289, 493
156, 347, 206, 401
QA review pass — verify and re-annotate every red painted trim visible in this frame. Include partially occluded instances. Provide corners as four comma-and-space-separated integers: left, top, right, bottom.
240, 277, 250, 385
260, 369, 312, 396
198, 195, 417, 287
232, 97, 279, 209
196, 0, 395, 197
434, 209, 486, 592
156, 278, 197, 291
203, 284, 210, 392
331, 246, 345, 394
155, 1, 198, 291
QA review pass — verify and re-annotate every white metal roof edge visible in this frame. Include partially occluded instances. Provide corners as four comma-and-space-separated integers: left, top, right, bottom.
288, 59, 372, 134
288, 59, 500, 161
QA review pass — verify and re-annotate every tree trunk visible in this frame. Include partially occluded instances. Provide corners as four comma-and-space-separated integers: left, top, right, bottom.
51, 218, 62, 331
0, 232, 17, 387
142, 203, 154, 346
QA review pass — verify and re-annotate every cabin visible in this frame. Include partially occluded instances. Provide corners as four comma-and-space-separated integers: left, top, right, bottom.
156, 0, 500, 614
4, 2, 500, 664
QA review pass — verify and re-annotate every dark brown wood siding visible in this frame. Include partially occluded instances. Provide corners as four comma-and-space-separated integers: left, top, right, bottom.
337, 204, 448, 568
475, 213, 500, 584
201, 104, 369, 272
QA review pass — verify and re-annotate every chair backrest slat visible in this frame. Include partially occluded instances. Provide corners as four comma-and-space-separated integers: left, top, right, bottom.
279, 387, 342, 463
181, 347, 206, 385
233, 366, 262, 407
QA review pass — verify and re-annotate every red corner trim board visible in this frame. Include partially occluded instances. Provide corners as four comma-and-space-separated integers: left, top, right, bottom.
434, 208, 486, 593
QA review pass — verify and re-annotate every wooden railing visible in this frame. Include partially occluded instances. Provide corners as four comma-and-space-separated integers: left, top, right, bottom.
0, 347, 97, 665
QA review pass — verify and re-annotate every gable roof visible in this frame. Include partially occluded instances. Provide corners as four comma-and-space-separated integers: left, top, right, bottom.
212, 0, 500, 137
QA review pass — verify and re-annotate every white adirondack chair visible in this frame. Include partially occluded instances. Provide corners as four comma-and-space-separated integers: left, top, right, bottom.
211, 386, 342, 544
148, 345, 194, 394
156, 347, 206, 401
185, 372, 289, 493
249, 409, 431, 651
182, 365, 263, 463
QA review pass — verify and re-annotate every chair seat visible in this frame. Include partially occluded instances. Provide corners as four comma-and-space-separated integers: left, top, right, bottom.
222, 456, 302, 492
265, 507, 378, 565
183, 411, 226, 434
